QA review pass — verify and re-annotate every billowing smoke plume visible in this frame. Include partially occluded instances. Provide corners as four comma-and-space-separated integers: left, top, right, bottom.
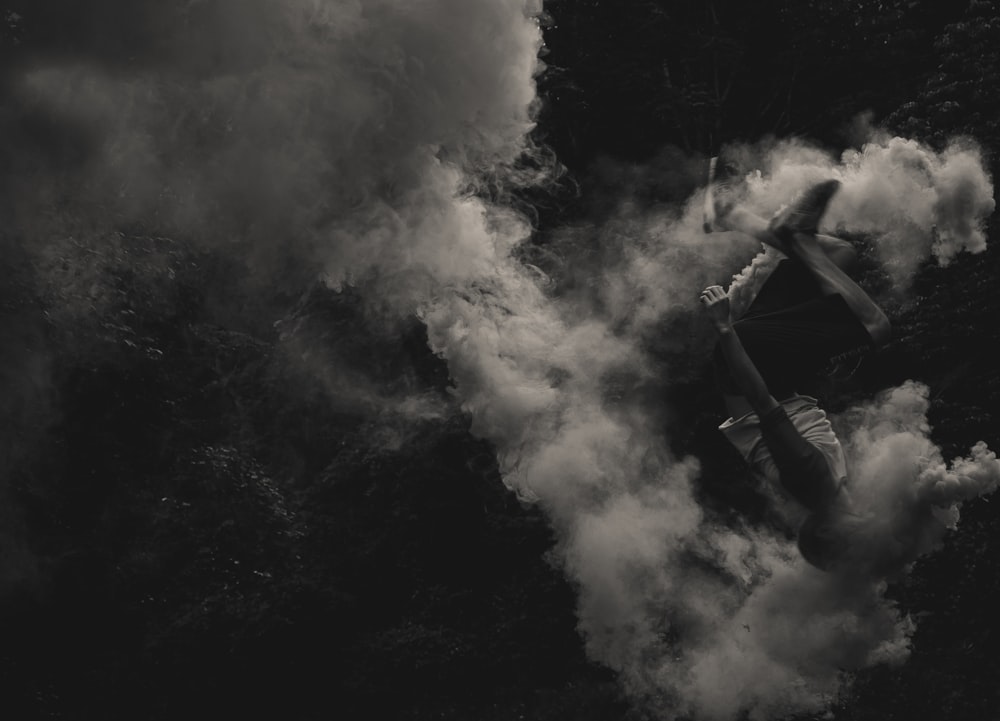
726, 135, 996, 288
3, 2, 998, 720
515, 129, 997, 718
833, 381, 1000, 573
5, 0, 542, 304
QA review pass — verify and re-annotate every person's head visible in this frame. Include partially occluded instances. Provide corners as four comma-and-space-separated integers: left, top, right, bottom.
797, 512, 842, 571
797, 506, 871, 572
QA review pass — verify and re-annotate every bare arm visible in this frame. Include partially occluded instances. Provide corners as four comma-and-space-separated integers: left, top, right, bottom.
700, 285, 780, 417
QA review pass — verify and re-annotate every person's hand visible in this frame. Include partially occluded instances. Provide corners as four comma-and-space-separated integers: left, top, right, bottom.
700, 285, 732, 332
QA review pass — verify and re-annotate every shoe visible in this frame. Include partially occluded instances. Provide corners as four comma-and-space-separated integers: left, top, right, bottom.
768, 179, 841, 238
702, 156, 741, 233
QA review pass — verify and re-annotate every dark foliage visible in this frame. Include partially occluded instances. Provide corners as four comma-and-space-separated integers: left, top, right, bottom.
2, 2, 1000, 720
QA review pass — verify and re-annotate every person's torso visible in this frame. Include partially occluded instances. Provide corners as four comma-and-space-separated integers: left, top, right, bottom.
719, 394, 847, 486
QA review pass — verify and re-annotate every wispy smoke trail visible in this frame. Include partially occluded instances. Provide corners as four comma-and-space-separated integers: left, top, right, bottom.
4, 2, 998, 720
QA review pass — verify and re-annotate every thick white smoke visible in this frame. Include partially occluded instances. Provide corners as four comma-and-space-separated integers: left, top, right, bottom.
6, 1, 998, 719
833, 381, 1000, 572
526, 130, 997, 718
726, 135, 996, 288
10, 0, 542, 305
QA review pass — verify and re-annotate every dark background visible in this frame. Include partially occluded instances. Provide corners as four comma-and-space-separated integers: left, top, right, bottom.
2, 1, 999, 719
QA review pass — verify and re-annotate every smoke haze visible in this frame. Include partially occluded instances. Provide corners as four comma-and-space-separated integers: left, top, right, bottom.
2, 1, 997, 719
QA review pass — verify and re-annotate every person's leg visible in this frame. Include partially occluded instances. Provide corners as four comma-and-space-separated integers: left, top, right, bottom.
721, 183, 890, 346
778, 229, 891, 347
705, 162, 856, 271
758, 405, 840, 512
706, 170, 887, 405
765, 178, 891, 347
721, 207, 859, 269
813, 233, 857, 272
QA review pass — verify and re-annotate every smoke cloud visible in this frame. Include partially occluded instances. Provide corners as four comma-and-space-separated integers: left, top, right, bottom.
512, 131, 996, 717
4, 0, 543, 304
3, 2, 997, 720
834, 381, 1000, 572
723, 134, 996, 288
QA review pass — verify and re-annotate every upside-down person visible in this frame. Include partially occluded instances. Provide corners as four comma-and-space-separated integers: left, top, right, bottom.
700, 162, 891, 570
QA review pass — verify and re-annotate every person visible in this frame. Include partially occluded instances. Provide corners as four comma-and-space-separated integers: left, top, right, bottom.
699, 161, 891, 570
